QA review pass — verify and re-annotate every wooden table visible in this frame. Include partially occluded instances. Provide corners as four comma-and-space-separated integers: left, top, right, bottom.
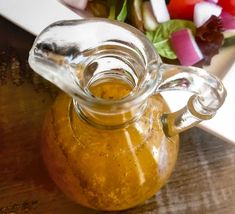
0, 16, 235, 214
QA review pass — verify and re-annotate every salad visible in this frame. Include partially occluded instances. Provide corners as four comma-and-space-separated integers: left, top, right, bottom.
62, 0, 235, 66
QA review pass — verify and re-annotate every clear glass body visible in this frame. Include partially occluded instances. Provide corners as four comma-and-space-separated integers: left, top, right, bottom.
42, 92, 179, 211
28, 18, 226, 211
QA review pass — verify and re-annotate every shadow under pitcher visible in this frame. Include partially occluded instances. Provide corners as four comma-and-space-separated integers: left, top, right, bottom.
28, 18, 226, 211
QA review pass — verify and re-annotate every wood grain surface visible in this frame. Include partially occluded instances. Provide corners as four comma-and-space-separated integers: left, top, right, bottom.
0, 16, 235, 214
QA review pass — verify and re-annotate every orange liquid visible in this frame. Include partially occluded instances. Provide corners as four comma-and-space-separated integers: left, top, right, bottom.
42, 80, 179, 211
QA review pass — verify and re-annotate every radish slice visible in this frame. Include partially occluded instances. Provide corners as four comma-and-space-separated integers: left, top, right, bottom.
62, 0, 88, 10
221, 11, 235, 30
194, 2, 222, 27
170, 29, 203, 66
142, 1, 159, 31
150, 0, 170, 23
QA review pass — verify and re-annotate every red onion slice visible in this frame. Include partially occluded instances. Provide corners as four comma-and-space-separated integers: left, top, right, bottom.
206, 0, 219, 4
171, 29, 203, 66
221, 11, 235, 31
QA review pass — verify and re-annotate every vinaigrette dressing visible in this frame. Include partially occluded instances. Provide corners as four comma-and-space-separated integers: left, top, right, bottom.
42, 80, 179, 211
29, 18, 226, 211
89, 79, 132, 100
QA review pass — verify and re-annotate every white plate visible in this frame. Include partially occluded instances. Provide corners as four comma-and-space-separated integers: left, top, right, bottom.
1, 0, 234, 143
0, 0, 83, 35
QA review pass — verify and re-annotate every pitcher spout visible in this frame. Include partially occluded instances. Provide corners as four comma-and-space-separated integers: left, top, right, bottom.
28, 18, 161, 110
32, 41, 80, 66
29, 42, 81, 98
28, 20, 89, 98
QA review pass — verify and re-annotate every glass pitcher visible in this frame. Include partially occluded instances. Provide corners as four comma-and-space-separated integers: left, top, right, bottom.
28, 19, 226, 211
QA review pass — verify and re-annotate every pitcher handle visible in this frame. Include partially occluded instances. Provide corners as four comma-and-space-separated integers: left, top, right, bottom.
157, 64, 226, 137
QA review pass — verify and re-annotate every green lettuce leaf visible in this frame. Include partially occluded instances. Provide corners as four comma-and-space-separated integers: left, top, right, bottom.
146, 20, 196, 59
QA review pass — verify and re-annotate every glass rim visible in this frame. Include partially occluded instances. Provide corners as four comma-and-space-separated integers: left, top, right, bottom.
30, 18, 162, 110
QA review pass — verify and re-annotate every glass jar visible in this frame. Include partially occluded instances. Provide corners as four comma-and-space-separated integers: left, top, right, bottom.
29, 19, 226, 211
